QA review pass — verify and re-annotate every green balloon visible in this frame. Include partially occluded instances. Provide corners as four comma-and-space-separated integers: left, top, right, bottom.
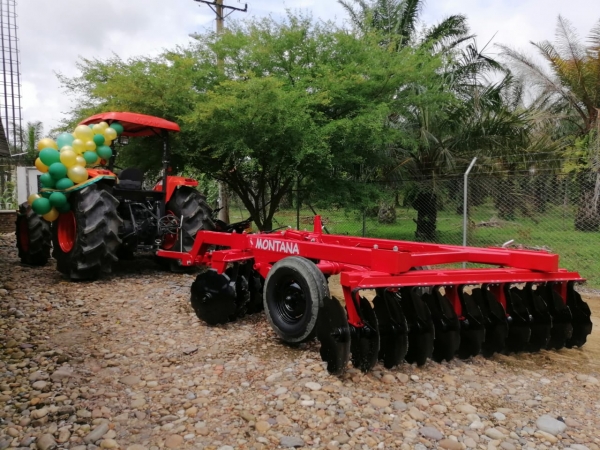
97, 145, 113, 160
32, 197, 51, 215
55, 177, 75, 190
40, 191, 51, 199
49, 162, 68, 180
40, 173, 56, 188
49, 192, 68, 208
109, 122, 124, 136
93, 134, 105, 146
56, 202, 71, 213
56, 132, 75, 149
83, 151, 98, 164
39, 148, 61, 166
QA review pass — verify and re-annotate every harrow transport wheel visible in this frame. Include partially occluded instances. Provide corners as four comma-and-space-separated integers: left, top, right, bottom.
520, 284, 552, 352
456, 287, 486, 359
317, 296, 351, 375
401, 287, 434, 366
504, 285, 532, 353
16, 202, 51, 266
157, 186, 215, 271
541, 283, 573, 350
190, 269, 237, 325
473, 286, 508, 357
350, 296, 380, 373
263, 256, 326, 344
565, 282, 593, 348
421, 288, 460, 363
52, 183, 121, 280
373, 291, 408, 369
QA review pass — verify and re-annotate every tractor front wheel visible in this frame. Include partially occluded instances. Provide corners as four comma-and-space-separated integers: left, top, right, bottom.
52, 183, 121, 280
16, 202, 51, 266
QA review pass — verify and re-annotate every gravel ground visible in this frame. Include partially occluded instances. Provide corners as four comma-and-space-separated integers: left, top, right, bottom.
1, 232, 600, 450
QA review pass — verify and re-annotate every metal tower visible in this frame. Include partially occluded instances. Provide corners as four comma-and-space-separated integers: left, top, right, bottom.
0, 0, 21, 156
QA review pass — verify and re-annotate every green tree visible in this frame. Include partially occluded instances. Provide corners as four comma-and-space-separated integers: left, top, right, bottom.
14, 121, 43, 165
58, 13, 444, 230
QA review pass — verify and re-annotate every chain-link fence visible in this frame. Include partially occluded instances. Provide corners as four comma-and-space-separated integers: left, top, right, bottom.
229, 171, 600, 288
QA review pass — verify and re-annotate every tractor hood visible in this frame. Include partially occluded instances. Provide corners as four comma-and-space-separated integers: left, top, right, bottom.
79, 112, 180, 137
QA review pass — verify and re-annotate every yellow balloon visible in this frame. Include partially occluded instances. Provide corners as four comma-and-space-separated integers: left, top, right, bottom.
72, 139, 85, 155
74, 125, 94, 142
104, 139, 112, 147
36, 138, 58, 151
92, 124, 104, 135
60, 145, 74, 153
85, 141, 97, 152
60, 149, 78, 168
75, 156, 86, 167
67, 166, 88, 184
35, 157, 48, 173
104, 127, 117, 142
42, 208, 59, 222
98, 121, 109, 130
27, 193, 41, 206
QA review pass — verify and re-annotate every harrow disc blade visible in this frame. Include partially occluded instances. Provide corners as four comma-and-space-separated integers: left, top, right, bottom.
421, 289, 460, 363
373, 293, 408, 369
540, 284, 572, 350
317, 296, 351, 375
473, 287, 508, 357
401, 288, 434, 366
350, 296, 380, 373
226, 267, 250, 319
504, 287, 532, 353
190, 270, 237, 325
566, 282, 593, 348
457, 288, 485, 359
246, 270, 265, 315
520, 285, 552, 352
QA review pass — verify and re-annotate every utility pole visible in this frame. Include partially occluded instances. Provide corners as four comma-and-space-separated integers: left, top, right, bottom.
193, 0, 247, 224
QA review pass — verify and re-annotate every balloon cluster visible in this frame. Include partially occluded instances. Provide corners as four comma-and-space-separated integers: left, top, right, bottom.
28, 121, 124, 222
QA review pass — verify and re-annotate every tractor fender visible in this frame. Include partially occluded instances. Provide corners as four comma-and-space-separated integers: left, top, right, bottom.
154, 176, 199, 203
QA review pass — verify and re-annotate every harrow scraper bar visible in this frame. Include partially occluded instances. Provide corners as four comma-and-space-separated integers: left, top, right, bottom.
161, 215, 592, 376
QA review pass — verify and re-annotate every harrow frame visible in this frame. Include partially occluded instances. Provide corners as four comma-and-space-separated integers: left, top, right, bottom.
158, 216, 592, 373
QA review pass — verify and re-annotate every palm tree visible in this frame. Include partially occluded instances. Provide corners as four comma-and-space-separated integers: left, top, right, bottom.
499, 16, 600, 136
500, 17, 600, 231
15, 121, 43, 165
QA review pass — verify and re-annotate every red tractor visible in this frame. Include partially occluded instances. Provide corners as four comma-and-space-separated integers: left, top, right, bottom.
16, 112, 215, 280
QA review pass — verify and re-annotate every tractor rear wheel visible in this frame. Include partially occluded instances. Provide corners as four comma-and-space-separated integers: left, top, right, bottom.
157, 186, 214, 271
52, 183, 121, 280
264, 256, 327, 344
16, 202, 51, 266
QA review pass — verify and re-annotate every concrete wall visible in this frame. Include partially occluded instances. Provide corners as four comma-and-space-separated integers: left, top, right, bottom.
0, 210, 16, 234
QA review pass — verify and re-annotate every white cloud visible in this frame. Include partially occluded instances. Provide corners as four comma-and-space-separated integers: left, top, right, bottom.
15, 0, 596, 134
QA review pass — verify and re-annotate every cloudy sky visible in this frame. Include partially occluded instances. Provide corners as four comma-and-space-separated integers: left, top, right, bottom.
16, 0, 598, 133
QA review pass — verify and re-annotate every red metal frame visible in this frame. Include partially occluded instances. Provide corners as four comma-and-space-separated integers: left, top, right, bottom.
156, 216, 584, 328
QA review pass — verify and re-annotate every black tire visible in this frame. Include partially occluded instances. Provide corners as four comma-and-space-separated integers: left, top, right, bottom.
52, 183, 122, 281
16, 202, 51, 266
263, 256, 328, 344
157, 186, 215, 271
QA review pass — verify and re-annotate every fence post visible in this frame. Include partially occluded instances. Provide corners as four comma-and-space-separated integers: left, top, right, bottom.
463, 157, 477, 268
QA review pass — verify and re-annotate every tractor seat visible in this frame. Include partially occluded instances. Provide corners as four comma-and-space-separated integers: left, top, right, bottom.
118, 168, 144, 190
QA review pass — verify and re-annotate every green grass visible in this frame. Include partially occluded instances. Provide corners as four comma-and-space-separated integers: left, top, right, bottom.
229, 201, 600, 288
